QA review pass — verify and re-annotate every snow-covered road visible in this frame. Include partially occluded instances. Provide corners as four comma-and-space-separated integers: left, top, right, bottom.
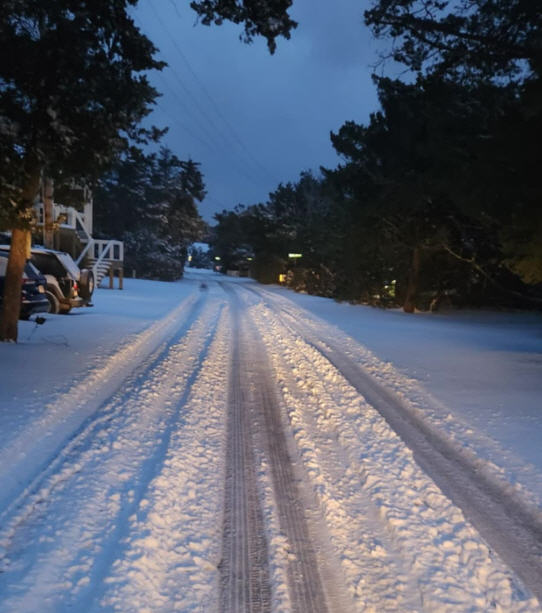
0, 273, 540, 612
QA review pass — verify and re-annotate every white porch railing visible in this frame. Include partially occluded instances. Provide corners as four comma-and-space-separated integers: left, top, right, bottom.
76, 238, 124, 282
34, 203, 92, 233
91, 239, 124, 264
73, 209, 92, 241
34, 202, 123, 282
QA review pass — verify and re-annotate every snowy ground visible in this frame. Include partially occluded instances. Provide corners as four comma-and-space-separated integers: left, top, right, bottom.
262, 286, 542, 479
0, 269, 541, 612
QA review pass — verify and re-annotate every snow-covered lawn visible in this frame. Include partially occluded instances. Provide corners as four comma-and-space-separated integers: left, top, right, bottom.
0, 269, 540, 611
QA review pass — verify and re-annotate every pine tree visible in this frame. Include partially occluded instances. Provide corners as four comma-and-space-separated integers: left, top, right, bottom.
94, 147, 206, 280
0, 1, 163, 340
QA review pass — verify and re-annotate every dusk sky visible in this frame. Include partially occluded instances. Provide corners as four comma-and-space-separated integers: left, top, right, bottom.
133, 0, 382, 222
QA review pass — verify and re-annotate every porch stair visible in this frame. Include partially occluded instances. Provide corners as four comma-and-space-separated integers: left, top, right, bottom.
85, 257, 114, 286
74, 232, 124, 288
33, 200, 124, 288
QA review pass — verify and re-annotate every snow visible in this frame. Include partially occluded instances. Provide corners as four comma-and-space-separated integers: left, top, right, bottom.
0, 270, 541, 611
246, 293, 539, 610
254, 286, 542, 505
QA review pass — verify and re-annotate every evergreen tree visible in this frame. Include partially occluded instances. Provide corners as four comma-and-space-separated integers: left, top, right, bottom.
365, 0, 542, 286
329, 76, 531, 311
0, 0, 295, 340
94, 147, 206, 280
364, 0, 541, 80
190, 0, 297, 53
211, 172, 341, 292
0, 0, 163, 340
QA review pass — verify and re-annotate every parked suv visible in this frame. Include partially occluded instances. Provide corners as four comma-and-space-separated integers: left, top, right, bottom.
0, 252, 49, 320
28, 247, 94, 314
0, 246, 94, 314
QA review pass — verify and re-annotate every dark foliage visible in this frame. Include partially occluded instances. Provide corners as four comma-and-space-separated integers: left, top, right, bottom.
94, 147, 206, 280
0, 0, 163, 339
210, 0, 541, 312
190, 0, 297, 53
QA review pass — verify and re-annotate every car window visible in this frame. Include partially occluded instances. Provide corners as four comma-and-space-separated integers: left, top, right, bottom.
0, 254, 40, 279
25, 261, 42, 279
31, 253, 67, 278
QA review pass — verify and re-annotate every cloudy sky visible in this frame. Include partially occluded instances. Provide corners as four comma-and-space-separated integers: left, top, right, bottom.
133, 0, 382, 222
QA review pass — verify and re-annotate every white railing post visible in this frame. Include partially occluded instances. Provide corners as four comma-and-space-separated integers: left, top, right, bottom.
75, 239, 94, 266
73, 210, 92, 242
92, 241, 113, 281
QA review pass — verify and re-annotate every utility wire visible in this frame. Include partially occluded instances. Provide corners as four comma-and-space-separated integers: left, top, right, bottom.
134, 14, 225, 149
154, 98, 214, 151
168, 0, 184, 21
147, 0, 240, 153
134, 7, 273, 195
137, 17, 268, 187
155, 75, 270, 189
165, 0, 278, 184
148, 0, 279, 185
154, 69, 224, 149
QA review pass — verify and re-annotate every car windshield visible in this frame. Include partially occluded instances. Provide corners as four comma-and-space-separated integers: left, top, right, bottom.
56, 253, 80, 279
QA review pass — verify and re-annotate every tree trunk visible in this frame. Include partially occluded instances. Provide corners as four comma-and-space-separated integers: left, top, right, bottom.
403, 246, 421, 313
0, 159, 42, 342
43, 176, 55, 249
0, 228, 31, 341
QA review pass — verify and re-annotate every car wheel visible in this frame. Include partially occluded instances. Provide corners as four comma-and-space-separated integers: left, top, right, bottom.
46, 291, 60, 314
79, 269, 95, 300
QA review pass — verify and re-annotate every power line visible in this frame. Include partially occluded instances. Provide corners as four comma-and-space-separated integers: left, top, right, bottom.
154, 76, 271, 190
147, 0, 240, 152
168, 0, 183, 21
134, 14, 226, 150
165, 0, 279, 185
154, 98, 214, 151
147, 0, 279, 185
134, 7, 276, 196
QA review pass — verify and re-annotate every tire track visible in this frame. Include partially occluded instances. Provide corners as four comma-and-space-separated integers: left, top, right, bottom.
0, 292, 207, 530
241, 283, 542, 605
72, 299, 226, 613
220, 283, 328, 613
0, 292, 218, 584
220, 285, 272, 613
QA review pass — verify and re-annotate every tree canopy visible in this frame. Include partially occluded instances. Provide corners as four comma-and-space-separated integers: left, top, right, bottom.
0, 0, 166, 340
94, 147, 206, 280
0, 0, 164, 229
365, 0, 542, 82
190, 0, 297, 53
0, 0, 293, 340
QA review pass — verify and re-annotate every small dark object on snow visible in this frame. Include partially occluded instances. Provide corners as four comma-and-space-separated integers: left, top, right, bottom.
26, 315, 46, 341
200, 282, 208, 290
